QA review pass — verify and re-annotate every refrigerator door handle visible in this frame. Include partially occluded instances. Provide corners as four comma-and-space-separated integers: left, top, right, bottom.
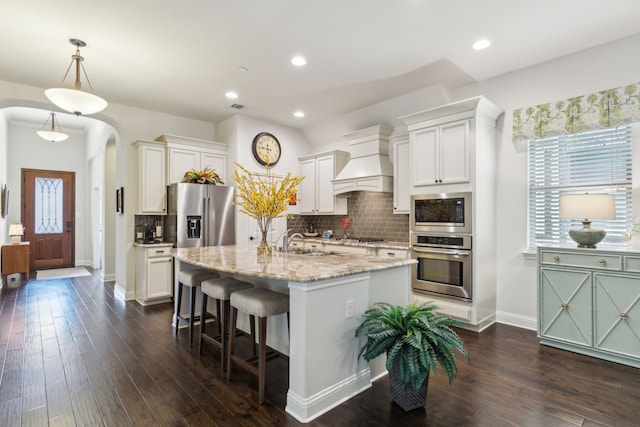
203, 197, 208, 247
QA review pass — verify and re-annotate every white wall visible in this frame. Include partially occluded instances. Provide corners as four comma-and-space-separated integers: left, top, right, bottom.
0, 112, 7, 246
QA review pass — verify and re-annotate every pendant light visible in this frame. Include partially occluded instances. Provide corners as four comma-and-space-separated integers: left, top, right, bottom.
37, 112, 69, 142
45, 38, 108, 116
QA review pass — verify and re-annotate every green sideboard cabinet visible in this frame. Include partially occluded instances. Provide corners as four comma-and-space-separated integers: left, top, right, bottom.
538, 246, 640, 368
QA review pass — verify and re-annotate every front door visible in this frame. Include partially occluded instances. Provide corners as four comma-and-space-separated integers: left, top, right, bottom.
21, 169, 75, 270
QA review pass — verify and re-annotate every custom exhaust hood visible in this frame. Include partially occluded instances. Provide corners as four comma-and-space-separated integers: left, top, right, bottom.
333, 125, 394, 195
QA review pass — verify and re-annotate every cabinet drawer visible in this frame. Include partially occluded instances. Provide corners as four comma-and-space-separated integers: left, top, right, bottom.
146, 247, 172, 258
623, 256, 640, 273
539, 250, 621, 271
377, 248, 409, 258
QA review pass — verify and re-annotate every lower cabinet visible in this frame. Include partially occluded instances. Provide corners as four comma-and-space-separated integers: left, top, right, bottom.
136, 245, 173, 305
538, 247, 640, 368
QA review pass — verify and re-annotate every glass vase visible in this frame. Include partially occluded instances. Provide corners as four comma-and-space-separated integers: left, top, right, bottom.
257, 229, 273, 255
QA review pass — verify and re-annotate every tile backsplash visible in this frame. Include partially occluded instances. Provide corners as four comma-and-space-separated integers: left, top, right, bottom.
287, 191, 409, 242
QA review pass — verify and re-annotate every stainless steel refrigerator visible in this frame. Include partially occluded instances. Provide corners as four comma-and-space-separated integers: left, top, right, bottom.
165, 183, 235, 248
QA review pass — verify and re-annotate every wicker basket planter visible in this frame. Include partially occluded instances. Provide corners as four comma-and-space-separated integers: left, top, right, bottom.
389, 357, 429, 411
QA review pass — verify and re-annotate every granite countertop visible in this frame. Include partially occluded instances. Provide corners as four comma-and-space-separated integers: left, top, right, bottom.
172, 245, 416, 282
296, 237, 411, 251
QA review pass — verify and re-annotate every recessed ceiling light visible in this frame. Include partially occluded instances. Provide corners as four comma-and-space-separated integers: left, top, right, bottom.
472, 39, 491, 50
225, 91, 238, 99
291, 56, 307, 66
239, 66, 248, 72
294, 111, 305, 118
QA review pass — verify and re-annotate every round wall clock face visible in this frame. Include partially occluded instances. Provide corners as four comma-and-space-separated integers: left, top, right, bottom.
252, 132, 281, 166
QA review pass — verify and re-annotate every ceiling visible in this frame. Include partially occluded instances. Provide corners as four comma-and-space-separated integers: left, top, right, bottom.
2, 1, 640, 133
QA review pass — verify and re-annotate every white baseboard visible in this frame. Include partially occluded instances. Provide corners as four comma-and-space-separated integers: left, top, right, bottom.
114, 283, 135, 301
496, 310, 537, 331
286, 368, 371, 423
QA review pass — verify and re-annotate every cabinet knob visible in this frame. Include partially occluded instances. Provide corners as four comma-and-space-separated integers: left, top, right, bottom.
620, 312, 628, 319
553, 256, 560, 262
598, 259, 606, 265
561, 303, 568, 310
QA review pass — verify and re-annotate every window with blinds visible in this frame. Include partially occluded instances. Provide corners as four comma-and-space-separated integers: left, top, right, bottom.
528, 125, 633, 248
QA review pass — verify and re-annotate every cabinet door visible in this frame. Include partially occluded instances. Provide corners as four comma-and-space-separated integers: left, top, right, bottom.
539, 267, 592, 346
147, 256, 173, 299
140, 145, 167, 214
393, 137, 410, 213
299, 159, 317, 214
439, 119, 469, 184
201, 152, 227, 183
593, 273, 640, 358
411, 127, 438, 186
315, 155, 336, 213
168, 148, 199, 184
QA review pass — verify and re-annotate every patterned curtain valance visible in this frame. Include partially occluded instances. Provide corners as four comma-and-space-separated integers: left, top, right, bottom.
513, 82, 640, 144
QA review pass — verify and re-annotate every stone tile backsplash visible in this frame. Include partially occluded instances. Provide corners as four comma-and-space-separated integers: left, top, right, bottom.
287, 191, 409, 242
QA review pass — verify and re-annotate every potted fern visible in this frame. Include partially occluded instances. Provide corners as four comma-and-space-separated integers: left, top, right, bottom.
355, 301, 468, 411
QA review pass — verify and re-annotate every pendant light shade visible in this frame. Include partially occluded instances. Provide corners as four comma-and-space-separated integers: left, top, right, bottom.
37, 112, 69, 142
45, 38, 107, 116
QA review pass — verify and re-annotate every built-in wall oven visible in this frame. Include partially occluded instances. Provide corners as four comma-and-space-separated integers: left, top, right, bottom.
411, 234, 472, 300
410, 192, 473, 301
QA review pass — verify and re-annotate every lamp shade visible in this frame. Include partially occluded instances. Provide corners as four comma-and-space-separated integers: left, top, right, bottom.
45, 88, 108, 116
559, 194, 616, 220
9, 223, 23, 244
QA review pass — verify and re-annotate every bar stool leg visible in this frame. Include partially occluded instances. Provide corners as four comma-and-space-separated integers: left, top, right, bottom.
220, 300, 230, 374
199, 290, 208, 354
226, 305, 238, 382
189, 286, 196, 347
258, 316, 267, 404
175, 282, 183, 336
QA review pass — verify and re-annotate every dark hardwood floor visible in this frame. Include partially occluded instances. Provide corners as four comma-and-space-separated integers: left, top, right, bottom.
1, 270, 639, 426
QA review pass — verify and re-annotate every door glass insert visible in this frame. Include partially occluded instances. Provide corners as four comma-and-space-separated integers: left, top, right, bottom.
35, 177, 63, 233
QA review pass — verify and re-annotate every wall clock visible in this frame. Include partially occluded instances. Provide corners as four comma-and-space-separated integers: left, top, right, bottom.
252, 132, 281, 166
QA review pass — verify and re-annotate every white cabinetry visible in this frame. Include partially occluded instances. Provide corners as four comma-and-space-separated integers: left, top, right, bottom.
155, 134, 228, 184
391, 133, 410, 214
134, 140, 167, 214
298, 150, 349, 215
410, 119, 469, 187
135, 244, 173, 305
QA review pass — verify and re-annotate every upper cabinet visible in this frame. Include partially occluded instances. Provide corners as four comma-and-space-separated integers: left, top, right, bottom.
298, 150, 349, 215
156, 134, 228, 184
410, 119, 470, 187
391, 133, 410, 214
135, 140, 167, 214
400, 96, 502, 194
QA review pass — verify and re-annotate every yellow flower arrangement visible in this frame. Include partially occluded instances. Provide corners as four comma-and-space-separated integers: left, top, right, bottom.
181, 167, 224, 185
233, 162, 304, 254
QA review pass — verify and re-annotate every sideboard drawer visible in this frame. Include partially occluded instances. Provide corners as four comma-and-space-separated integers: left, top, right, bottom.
539, 250, 622, 271
623, 256, 640, 273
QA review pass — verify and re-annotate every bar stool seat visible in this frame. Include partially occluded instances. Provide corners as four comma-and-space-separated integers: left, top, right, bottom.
176, 269, 220, 347
227, 287, 290, 404
200, 277, 254, 373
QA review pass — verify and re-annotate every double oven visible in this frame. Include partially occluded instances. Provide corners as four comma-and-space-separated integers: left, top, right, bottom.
410, 192, 472, 301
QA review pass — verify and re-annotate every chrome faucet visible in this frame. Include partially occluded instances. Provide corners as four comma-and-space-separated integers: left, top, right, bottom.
278, 229, 304, 252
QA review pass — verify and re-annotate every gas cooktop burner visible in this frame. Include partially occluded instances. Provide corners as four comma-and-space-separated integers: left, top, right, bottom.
340, 237, 385, 243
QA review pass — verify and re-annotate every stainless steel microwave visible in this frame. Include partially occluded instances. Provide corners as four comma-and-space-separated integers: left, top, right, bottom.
410, 192, 472, 234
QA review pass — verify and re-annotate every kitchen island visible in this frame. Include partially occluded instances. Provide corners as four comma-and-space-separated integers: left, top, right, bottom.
172, 245, 415, 423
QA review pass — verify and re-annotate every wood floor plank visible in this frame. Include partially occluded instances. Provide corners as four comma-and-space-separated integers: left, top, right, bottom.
2, 269, 640, 426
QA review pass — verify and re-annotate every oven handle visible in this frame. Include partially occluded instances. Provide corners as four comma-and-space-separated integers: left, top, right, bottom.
412, 247, 471, 256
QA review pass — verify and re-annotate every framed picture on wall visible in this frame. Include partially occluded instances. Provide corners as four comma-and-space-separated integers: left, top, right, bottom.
1, 184, 8, 218
116, 187, 124, 214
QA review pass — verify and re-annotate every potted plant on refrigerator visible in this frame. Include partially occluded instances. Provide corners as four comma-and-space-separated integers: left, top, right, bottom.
355, 301, 468, 411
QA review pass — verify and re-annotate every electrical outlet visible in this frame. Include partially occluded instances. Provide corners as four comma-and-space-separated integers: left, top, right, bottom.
344, 299, 354, 319
136, 232, 143, 239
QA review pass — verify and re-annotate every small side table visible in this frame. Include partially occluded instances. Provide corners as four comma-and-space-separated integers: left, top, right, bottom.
1, 242, 30, 285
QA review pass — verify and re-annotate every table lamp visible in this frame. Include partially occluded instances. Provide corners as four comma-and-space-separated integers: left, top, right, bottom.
9, 223, 24, 244
559, 194, 616, 248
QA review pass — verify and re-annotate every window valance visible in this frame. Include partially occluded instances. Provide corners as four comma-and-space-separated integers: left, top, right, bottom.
513, 82, 640, 144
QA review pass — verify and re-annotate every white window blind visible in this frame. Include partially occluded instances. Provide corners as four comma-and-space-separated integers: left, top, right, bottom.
528, 126, 632, 248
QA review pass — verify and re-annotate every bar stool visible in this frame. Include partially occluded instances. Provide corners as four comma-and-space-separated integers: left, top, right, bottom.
176, 269, 220, 347
200, 277, 254, 373
227, 287, 290, 404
